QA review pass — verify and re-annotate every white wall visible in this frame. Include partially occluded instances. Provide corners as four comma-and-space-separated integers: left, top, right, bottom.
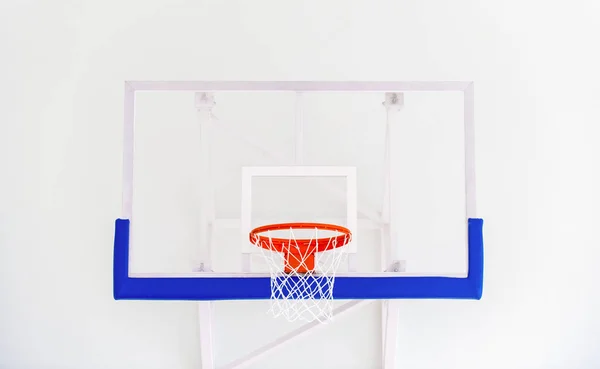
1, 0, 599, 368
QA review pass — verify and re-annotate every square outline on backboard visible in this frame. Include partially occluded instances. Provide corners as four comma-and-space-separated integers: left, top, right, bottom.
114, 81, 483, 300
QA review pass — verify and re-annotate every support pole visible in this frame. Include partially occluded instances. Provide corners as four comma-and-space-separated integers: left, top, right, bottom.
383, 300, 400, 369
198, 302, 215, 369
382, 92, 404, 263
294, 92, 303, 164
222, 300, 373, 369
381, 92, 404, 369
195, 92, 216, 271
195, 92, 217, 369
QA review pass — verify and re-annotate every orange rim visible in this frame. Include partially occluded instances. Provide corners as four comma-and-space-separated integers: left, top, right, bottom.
249, 223, 352, 273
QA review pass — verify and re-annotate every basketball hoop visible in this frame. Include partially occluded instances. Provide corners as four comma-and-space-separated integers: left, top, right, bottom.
250, 223, 351, 323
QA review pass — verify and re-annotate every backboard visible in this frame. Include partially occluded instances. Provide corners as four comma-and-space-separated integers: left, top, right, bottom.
113, 81, 483, 301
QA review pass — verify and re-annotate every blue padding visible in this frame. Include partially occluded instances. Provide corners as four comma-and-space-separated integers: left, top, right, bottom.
114, 218, 483, 300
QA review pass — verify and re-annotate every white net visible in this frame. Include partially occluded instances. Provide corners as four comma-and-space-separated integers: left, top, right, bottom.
253, 226, 350, 323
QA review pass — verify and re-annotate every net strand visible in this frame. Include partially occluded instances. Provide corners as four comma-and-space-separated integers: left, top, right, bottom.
254, 227, 348, 323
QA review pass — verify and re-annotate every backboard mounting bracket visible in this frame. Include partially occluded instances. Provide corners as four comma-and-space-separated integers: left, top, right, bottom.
389, 260, 406, 273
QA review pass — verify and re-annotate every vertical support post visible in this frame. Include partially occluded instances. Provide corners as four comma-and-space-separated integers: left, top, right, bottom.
381, 92, 404, 369
383, 92, 403, 264
240, 167, 252, 272
195, 93, 216, 369
294, 92, 304, 165
383, 300, 400, 369
198, 302, 215, 369
380, 96, 393, 351
195, 92, 216, 271
381, 100, 392, 267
